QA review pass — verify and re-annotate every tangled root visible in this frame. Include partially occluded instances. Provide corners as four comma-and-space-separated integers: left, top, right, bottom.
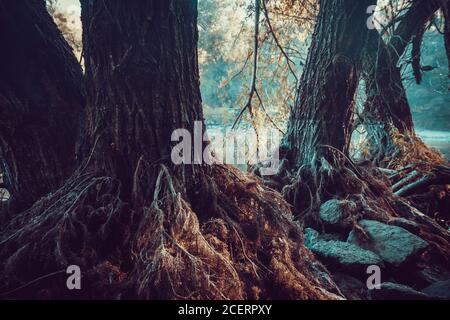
0, 164, 341, 300
200, 165, 341, 299
0, 173, 128, 298
131, 166, 243, 299
259, 147, 450, 268
355, 126, 445, 170
386, 130, 445, 170
270, 149, 396, 225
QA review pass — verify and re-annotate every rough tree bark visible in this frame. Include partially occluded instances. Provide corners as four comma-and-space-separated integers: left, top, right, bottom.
362, 31, 413, 134
273, 0, 450, 289
360, 0, 440, 165
79, 0, 204, 199
283, 0, 375, 169
442, 0, 450, 77
266, 0, 378, 219
0, 0, 84, 212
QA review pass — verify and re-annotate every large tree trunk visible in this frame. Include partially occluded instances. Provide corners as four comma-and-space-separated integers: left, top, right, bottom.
0, 0, 84, 212
273, 0, 376, 219
361, 0, 440, 165
388, 0, 440, 61
442, 0, 450, 77
79, 0, 204, 199
283, 0, 375, 169
361, 31, 414, 164
363, 31, 414, 133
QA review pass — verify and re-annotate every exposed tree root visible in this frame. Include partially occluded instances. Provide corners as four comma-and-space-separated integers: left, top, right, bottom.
389, 131, 444, 169
0, 164, 341, 300
259, 148, 396, 225
0, 172, 127, 298
383, 163, 450, 229
257, 147, 450, 273
394, 165, 450, 197
2, 142, 447, 300
362, 128, 445, 170
353, 126, 449, 228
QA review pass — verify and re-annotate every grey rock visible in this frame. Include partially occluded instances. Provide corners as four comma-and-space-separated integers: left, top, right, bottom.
348, 220, 428, 266
308, 240, 382, 271
320, 233, 346, 242
305, 227, 382, 272
422, 279, 450, 299
369, 282, 430, 300
319, 199, 355, 227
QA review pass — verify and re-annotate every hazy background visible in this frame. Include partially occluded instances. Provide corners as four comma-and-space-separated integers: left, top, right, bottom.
50, 0, 450, 158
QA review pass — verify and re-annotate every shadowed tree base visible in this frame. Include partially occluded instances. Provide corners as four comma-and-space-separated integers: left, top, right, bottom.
0, 163, 342, 299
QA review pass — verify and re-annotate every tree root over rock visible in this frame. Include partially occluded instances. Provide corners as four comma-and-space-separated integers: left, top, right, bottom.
0, 164, 341, 300
263, 149, 397, 228
257, 148, 450, 275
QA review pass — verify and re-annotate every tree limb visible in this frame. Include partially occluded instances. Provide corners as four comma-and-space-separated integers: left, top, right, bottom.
261, 0, 298, 86
388, 0, 440, 63
411, 23, 427, 84
232, 0, 261, 129
441, 0, 450, 80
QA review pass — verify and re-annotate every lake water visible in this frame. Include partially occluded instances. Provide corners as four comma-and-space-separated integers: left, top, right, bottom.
416, 129, 450, 160
206, 124, 450, 161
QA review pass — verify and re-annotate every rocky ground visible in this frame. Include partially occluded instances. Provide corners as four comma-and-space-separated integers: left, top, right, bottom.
304, 198, 450, 300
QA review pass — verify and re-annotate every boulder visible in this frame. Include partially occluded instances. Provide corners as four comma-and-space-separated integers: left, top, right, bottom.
305, 228, 382, 272
348, 220, 428, 266
319, 199, 355, 228
310, 240, 382, 270
422, 279, 450, 299
369, 282, 430, 300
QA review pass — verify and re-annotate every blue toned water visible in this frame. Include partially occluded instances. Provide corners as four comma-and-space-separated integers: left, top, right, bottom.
416, 129, 450, 160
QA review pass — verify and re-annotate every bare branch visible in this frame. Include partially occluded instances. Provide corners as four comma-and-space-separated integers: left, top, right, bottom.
232, 0, 261, 129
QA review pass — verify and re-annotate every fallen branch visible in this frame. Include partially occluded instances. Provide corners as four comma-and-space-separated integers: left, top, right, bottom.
395, 165, 450, 197
395, 174, 434, 197
392, 170, 420, 192
377, 167, 398, 176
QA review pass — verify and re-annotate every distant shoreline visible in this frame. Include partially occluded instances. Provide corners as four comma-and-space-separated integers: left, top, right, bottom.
416, 129, 450, 160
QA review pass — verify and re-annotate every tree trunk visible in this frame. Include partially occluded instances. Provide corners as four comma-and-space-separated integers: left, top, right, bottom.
388, 0, 440, 62
361, 31, 413, 164
79, 0, 204, 199
442, 0, 450, 77
0, 1, 84, 212
283, 0, 375, 169
363, 30, 414, 133
361, 0, 439, 164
